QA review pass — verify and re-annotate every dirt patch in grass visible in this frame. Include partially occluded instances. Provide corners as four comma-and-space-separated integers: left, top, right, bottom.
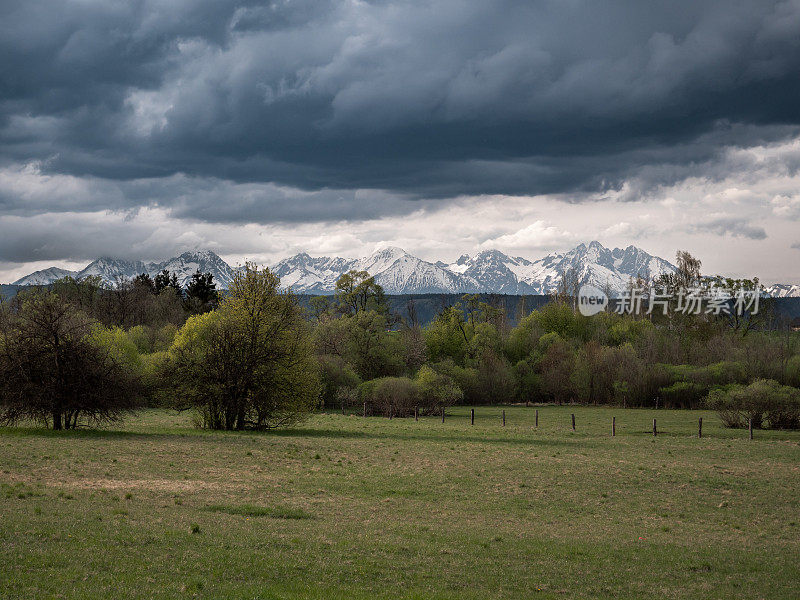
2, 472, 232, 493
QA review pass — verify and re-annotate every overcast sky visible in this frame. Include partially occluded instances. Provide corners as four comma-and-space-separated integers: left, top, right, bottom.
2, 0, 800, 284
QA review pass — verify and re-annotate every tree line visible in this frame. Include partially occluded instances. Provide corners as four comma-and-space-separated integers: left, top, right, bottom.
1, 253, 798, 431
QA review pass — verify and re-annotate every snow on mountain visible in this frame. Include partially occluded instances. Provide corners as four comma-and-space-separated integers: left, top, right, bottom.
441, 241, 677, 295
272, 247, 470, 294
77, 258, 149, 285
10, 251, 235, 289
356, 247, 471, 294
765, 284, 800, 298
151, 250, 237, 289
516, 241, 678, 295
447, 250, 539, 294
7, 243, 797, 296
271, 253, 360, 294
12, 267, 78, 286
274, 242, 677, 295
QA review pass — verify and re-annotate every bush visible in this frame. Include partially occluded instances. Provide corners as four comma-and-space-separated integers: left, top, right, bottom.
659, 381, 707, 409
657, 361, 747, 409
473, 349, 517, 404
360, 377, 419, 417
416, 365, 462, 414
786, 355, 800, 387
317, 355, 361, 409
705, 379, 800, 429
429, 360, 479, 404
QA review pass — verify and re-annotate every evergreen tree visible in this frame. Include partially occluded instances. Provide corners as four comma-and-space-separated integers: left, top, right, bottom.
154, 269, 181, 295
185, 270, 219, 313
133, 273, 156, 294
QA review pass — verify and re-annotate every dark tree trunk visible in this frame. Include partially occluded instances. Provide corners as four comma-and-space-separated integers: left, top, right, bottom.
235, 404, 246, 430
52, 411, 62, 430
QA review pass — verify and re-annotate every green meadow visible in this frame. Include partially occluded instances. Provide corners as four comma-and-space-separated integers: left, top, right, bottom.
1, 406, 798, 599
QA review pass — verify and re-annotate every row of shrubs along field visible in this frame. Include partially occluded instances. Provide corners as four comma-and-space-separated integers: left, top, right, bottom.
1, 256, 799, 431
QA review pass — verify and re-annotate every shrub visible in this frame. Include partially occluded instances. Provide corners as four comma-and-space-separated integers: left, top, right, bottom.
705, 379, 800, 429
473, 349, 517, 404
431, 360, 480, 404
317, 355, 361, 409
416, 365, 462, 414
786, 355, 800, 387
361, 377, 419, 417
659, 381, 707, 409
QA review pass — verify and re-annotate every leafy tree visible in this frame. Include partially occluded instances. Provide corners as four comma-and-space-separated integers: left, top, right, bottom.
334, 270, 386, 314
0, 290, 139, 429
163, 263, 319, 430
51, 275, 104, 312
473, 348, 517, 404
314, 310, 405, 381
538, 333, 575, 404
308, 295, 333, 322
425, 304, 473, 364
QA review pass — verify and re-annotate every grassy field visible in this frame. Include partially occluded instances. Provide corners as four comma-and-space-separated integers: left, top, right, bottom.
1, 406, 799, 599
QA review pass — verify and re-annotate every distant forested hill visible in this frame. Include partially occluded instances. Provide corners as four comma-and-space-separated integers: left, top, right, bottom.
297, 294, 800, 328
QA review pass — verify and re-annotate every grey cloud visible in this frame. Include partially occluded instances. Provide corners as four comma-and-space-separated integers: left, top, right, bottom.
691, 217, 767, 240
3, 0, 800, 272
2, 0, 800, 200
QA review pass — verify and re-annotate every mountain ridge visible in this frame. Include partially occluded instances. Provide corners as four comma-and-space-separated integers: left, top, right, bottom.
9, 244, 799, 297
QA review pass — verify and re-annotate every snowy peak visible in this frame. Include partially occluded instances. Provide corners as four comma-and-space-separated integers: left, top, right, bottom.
765, 284, 800, 298
442, 241, 679, 295
11, 251, 234, 289
78, 258, 149, 284
271, 253, 360, 293
12, 267, 77, 286
357, 248, 470, 294
7, 243, 799, 297
524, 241, 678, 294
152, 250, 236, 288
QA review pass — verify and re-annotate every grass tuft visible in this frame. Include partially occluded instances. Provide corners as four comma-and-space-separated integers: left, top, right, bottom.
206, 503, 313, 520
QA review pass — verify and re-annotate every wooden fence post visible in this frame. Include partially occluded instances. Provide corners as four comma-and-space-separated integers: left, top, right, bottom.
415, 406, 418, 422
441, 407, 445, 423
363, 402, 367, 418
471, 408, 474, 425
749, 418, 753, 440
535, 409, 539, 428
698, 417, 702, 438
502, 410, 506, 427
612, 416, 616, 437
653, 418, 657, 437
571, 413, 575, 431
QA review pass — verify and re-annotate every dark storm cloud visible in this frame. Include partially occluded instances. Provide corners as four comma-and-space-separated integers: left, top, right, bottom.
2, 0, 800, 215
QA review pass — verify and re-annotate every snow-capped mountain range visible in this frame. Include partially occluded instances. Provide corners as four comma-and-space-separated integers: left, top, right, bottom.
13, 250, 236, 289
271, 241, 678, 295
9, 243, 800, 297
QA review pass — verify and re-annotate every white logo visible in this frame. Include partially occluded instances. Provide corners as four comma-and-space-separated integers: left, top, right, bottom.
577, 285, 608, 316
